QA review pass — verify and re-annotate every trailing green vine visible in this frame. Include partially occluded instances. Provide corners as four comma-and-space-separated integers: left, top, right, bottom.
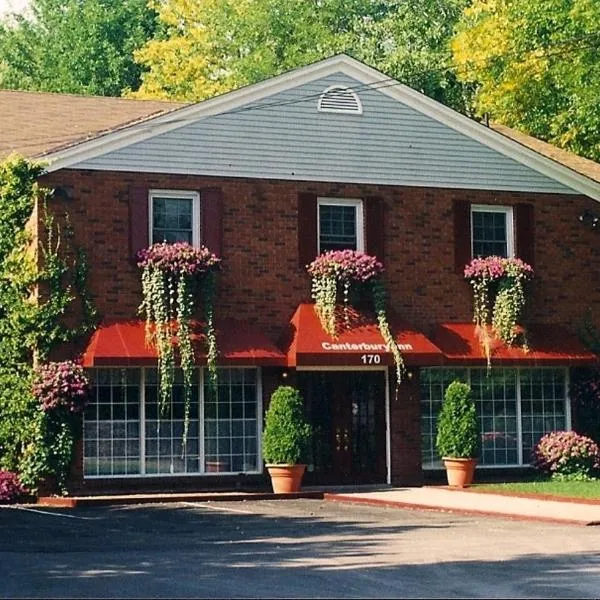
0, 153, 97, 494
137, 242, 221, 446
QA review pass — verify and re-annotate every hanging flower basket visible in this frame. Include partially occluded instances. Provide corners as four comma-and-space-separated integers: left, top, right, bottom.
137, 242, 221, 445
464, 256, 534, 366
307, 249, 405, 384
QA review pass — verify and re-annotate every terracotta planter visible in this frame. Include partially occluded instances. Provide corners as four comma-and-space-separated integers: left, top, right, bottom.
266, 464, 306, 493
205, 460, 230, 473
442, 457, 477, 488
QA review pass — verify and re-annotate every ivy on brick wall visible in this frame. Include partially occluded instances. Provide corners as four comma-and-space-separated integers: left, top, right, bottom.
0, 154, 97, 495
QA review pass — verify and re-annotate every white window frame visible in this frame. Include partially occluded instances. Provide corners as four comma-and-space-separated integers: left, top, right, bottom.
84, 366, 262, 478
149, 189, 201, 247
317, 197, 364, 254
420, 367, 570, 470
471, 204, 514, 258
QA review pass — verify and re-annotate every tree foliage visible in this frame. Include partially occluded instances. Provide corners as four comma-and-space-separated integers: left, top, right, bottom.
131, 0, 471, 111
452, 0, 600, 160
0, 0, 158, 96
0, 154, 97, 493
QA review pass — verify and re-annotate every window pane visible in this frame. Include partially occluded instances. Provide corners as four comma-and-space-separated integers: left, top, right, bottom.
203, 368, 260, 474
421, 367, 567, 470
472, 210, 508, 257
144, 368, 200, 475
84, 368, 141, 477
520, 369, 567, 463
152, 196, 194, 244
319, 204, 357, 251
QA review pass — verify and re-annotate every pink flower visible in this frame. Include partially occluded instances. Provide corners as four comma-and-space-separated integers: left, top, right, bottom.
307, 250, 384, 282
33, 361, 90, 414
137, 242, 221, 275
464, 256, 534, 281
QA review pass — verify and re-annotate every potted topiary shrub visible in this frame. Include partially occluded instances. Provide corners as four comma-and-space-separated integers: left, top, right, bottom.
435, 380, 479, 488
262, 385, 312, 494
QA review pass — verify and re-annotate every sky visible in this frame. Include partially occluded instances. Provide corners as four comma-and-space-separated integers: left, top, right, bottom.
0, 0, 30, 17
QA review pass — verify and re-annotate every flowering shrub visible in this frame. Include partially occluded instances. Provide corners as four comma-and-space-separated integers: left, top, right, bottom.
0, 471, 27, 504
307, 250, 404, 385
33, 360, 90, 413
138, 242, 221, 445
464, 256, 533, 366
532, 430, 600, 481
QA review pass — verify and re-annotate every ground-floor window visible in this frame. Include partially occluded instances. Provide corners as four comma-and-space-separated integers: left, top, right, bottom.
84, 367, 260, 477
420, 367, 569, 468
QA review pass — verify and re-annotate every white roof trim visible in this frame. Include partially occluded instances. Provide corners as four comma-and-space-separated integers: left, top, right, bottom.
45, 54, 600, 203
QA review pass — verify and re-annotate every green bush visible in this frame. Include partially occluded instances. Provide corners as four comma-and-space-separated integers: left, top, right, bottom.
435, 380, 479, 459
262, 386, 312, 465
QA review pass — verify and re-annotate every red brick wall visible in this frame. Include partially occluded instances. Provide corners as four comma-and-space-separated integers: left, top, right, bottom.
39, 170, 599, 489
40, 170, 600, 342
389, 374, 424, 485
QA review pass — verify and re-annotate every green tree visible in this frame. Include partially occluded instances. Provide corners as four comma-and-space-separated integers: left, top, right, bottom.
0, 0, 157, 96
452, 0, 600, 160
131, 0, 471, 112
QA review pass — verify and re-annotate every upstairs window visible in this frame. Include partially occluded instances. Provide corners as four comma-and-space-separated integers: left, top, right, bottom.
317, 197, 364, 253
149, 190, 200, 246
471, 204, 514, 258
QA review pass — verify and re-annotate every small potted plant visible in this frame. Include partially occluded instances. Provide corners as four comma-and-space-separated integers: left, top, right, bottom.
435, 380, 479, 488
262, 385, 312, 494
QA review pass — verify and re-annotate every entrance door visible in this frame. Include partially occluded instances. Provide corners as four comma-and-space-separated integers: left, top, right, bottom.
298, 371, 387, 485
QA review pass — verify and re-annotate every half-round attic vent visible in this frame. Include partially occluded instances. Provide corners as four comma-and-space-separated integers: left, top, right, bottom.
318, 85, 363, 115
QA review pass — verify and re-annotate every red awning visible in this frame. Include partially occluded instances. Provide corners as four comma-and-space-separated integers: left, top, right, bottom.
281, 303, 444, 367
432, 323, 598, 366
82, 319, 286, 367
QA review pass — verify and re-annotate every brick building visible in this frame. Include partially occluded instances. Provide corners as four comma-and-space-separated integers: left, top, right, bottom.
4, 55, 599, 493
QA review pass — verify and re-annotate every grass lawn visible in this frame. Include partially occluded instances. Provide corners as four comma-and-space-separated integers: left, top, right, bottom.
470, 478, 600, 500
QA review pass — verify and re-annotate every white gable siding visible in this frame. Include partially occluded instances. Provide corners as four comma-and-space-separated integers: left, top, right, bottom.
74, 73, 573, 194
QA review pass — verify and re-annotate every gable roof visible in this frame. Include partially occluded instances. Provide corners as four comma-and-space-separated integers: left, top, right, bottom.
3, 55, 600, 202
490, 122, 600, 185
0, 89, 187, 160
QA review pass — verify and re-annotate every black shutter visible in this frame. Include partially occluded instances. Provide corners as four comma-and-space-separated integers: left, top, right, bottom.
201, 188, 224, 257
365, 195, 385, 263
515, 203, 535, 268
129, 186, 148, 262
453, 199, 471, 274
298, 192, 318, 268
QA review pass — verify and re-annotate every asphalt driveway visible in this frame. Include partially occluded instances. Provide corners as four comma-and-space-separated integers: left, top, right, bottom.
1, 499, 599, 598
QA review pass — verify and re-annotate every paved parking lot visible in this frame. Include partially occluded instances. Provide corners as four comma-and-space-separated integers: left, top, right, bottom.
1, 498, 599, 598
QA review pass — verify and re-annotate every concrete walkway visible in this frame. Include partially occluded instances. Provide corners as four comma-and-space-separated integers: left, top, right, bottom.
36, 485, 600, 526
324, 486, 600, 526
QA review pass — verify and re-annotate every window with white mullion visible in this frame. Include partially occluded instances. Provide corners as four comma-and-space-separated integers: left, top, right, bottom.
317, 197, 364, 253
84, 366, 260, 478
420, 367, 567, 469
471, 368, 518, 466
83, 368, 141, 477
203, 368, 259, 474
144, 367, 200, 475
516, 369, 523, 465
139, 369, 146, 475
471, 204, 514, 258
149, 189, 200, 246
